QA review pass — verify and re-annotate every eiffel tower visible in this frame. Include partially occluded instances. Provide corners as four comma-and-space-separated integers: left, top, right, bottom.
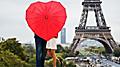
69, 0, 118, 54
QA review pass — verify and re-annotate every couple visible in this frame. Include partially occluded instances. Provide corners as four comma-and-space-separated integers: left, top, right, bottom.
34, 34, 58, 67
26, 0, 66, 67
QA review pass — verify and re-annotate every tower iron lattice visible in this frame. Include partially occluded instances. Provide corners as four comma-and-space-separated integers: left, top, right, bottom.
69, 0, 118, 54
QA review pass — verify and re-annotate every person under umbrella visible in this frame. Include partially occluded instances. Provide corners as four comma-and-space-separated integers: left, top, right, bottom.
46, 34, 58, 67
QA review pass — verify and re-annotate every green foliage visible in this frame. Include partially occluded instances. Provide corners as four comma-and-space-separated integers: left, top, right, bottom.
84, 46, 105, 54
45, 58, 76, 67
45, 59, 53, 67
65, 61, 76, 67
0, 38, 28, 61
56, 45, 65, 53
28, 55, 36, 67
75, 51, 79, 56
0, 38, 36, 67
113, 48, 120, 57
0, 38, 77, 67
0, 50, 31, 67
23, 44, 35, 58
61, 47, 73, 58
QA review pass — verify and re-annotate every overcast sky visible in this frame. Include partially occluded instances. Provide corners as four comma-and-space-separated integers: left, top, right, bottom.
0, 0, 120, 44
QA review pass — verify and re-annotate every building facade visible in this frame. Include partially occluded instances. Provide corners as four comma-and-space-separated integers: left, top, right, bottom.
61, 28, 66, 44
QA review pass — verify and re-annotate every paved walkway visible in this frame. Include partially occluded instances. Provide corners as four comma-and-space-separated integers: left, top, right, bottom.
101, 59, 120, 67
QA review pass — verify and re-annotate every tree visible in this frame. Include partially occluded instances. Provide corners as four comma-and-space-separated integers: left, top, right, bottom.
23, 44, 35, 58
0, 50, 31, 67
0, 38, 33, 67
75, 51, 79, 56
113, 48, 120, 57
56, 44, 64, 53
0, 38, 28, 61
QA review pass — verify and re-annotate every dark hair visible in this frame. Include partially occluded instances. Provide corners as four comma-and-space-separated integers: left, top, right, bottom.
54, 36, 58, 38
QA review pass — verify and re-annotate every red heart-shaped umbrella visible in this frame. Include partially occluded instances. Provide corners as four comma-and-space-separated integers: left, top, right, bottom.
26, 1, 67, 41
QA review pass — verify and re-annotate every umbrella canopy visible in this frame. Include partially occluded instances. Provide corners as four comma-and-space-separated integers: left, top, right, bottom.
26, 1, 67, 41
